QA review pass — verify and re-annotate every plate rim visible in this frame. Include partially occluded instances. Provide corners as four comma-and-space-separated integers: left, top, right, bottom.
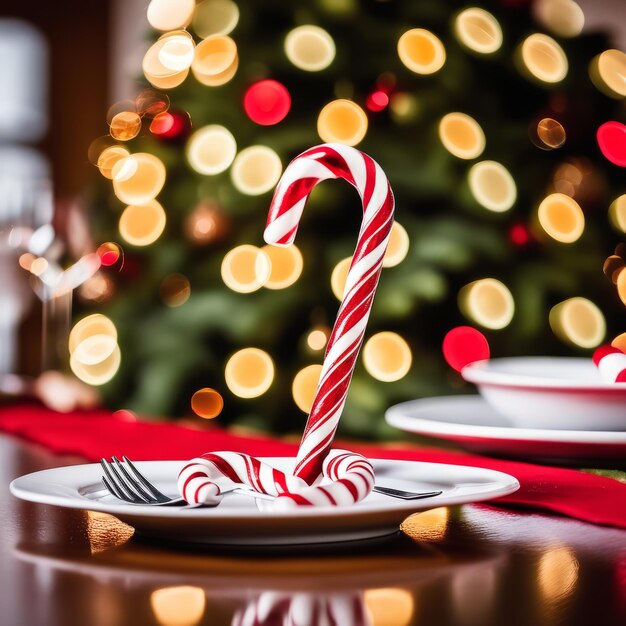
385, 396, 626, 444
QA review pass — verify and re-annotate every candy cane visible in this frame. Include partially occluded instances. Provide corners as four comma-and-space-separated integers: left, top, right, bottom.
593, 345, 626, 383
177, 143, 394, 507
265, 143, 395, 484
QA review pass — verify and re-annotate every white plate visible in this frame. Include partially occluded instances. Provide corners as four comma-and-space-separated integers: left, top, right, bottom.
386, 396, 626, 466
10, 458, 519, 546
462, 357, 626, 431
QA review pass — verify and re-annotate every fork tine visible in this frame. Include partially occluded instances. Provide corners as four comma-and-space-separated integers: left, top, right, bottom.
100, 459, 142, 503
101, 474, 125, 501
111, 456, 154, 503
122, 456, 170, 501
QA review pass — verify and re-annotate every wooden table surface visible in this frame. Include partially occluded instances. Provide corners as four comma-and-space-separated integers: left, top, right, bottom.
1, 433, 624, 626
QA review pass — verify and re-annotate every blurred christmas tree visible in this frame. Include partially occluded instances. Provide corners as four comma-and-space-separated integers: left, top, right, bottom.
83, 0, 626, 438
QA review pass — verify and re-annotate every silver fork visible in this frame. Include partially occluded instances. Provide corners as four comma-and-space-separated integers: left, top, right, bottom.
100, 457, 442, 506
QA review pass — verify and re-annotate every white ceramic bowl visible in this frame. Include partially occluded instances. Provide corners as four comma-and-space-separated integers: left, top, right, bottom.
462, 357, 626, 431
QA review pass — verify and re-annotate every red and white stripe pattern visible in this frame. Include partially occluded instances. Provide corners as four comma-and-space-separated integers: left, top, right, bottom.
265, 143, 395, 485
593, 345, 626, 383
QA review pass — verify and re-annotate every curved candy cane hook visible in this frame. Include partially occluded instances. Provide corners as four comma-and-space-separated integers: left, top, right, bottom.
265, 143, 395, 485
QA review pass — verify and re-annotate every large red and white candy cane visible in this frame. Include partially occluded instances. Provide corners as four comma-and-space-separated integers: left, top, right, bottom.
265, 143, 395, 484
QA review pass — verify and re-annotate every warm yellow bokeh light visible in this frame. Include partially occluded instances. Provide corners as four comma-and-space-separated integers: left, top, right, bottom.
157, 30, 195, 73
143, 39, 189, 89
609, 195, 626, 233
317, 99, 368, 146
119, 200, 166, 247
468, 161, 517, 212
534, 0, 584, 39
382, 222, 410, 268
284, 25, 336, 72
110, 111, 142, 141
535, 118, 566, 149
231, 146, 282, 195
550, 297, 606, 348
398, 28, 446, 75
69, 314, 117, 354
538, 547, 579, 604
262, 244, 304, 289
292, 364, 323, 413
191, 387, 224, 419
363, 332, 412, 382
617, 268, 626, 306
193, 0, 240, 38
537, 193, 584, 243
439, 112, 485, 160
591, 49, 626, 98
191, 35, 238, 86
147, 0, 195, 32
520, 33, 568, 83
112, 153, 166, 205
186, 125, 237, 175
97, 146, 131, 179
611, 332, 626, 353
459, 278, 515, 329
72, 334, 118, 366
331, 256, 352, 300
221, 244, 271, 293
364, 588, 415, 626
70, 345, 121, 386
225, 348, 275, 398
150, 586, 206, 626
307, 328, 328, 351
454, 8, 503, 54
159, 273, 191, 307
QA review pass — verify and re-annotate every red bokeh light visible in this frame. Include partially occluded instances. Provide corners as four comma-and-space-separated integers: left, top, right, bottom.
442, 326, 490, 372
243, 79, 291, 126
97, 242, 121, 267
509, 223, 530, 246
597, 121, 626, 167
150, 110, 190, 140
366, 90, 390, 112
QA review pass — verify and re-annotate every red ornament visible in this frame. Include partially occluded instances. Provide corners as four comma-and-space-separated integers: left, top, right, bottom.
509, 223, 530, 246
243, 80, 291, 126
442, 326, 490, 373
597, 121, 626, 167
150, 110, 191, 141
366, 90, 390, 112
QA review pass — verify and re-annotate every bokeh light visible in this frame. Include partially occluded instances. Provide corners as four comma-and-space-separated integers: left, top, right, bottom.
533, 118, 566, 150
538, 547, 579, 604
243, 80, 291, 126
143, 39, 189, 90
193, 0, 240, 38
364, 588, 415, 626
79, 273, 114, 303
603, 255, 624, 283
119, 200, 167, 246
157, 30, 195, 73
317, 99, 368, 146
71, 334, 117, 366
590, 49, 626, 99
362, 332, 412, 382
191, 387, 224, 419
442, 326, 490, 372
184, 202, 229, 245
459, 278, 515, 329
398, 28, 446, 75
225, 348, 274, 398
617, 268, 626, 306
159, 273, 191, 307
186, 125, 237, 175
18, 253, 34, 271
284, 25, 336, 72
520, 34, 568, 83
221, 244, 271, 293
97, 242, 122, 267
109, 111, 142, 141
454, 8, 503, 54
390, 93, 419, 123
70, 345, 121, 386
292, 364, 323, 413
135, 88, 170, 117
230, 146, 282, 195
112, 153, 166, 205
609, 195, 626, 233
331, 256, 352, 300
366, 90, 390, 112
96, 145, 131, 179
597, 121, 626, 167
550, 297, 606, 348
262, 244, 303, 289
468, 161, 517, 212
611, 333, 626, 353
69, 314, 117, 354
537, 193, 585, 243
147, 0, 195, 32
307, 328, 328, 351
382, 222, 410, 268
29, 257, 48, 277
191, 35, 238, 86
150, 586, 206, 626
438, 112, 485, 160
534, 0, 584, 38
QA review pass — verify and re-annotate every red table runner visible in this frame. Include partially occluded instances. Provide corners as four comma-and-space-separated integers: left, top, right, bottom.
1, 403, 625, 529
